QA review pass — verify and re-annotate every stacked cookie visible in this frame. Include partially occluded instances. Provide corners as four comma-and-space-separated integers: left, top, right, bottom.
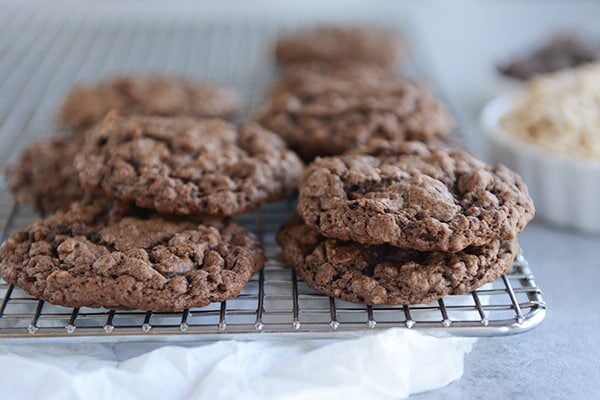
8, 74, 242, 214
1, 74, 304, 311
268, 26, 535, 305
75, 114, 303, 217
278, 140, 535, 305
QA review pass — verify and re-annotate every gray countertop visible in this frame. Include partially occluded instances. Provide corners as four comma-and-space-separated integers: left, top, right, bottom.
416, 223, 600, 399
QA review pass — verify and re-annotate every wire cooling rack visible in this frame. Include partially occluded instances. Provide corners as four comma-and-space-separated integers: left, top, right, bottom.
0, 6, 545, 343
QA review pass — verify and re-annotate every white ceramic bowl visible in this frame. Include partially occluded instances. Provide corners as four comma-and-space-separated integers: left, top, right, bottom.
481, 92, 600, 234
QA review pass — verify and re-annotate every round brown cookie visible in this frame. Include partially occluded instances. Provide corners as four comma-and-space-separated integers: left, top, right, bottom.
6, 135, 86, 213
75, 114, 304, 216
59, 74, 241, 132
277, 217, 518, 305
274, 25, 401, 68
298, 141, 534, 252
0, 201, 265, 311
270, 62, 392, 97
255, 76, 454, 160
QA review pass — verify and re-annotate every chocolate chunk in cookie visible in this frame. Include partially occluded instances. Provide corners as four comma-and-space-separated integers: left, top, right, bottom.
255, 76, 454, 160
6, 135, 86, 213
298, 141, 534, 252
0, 201, 265, 311
275, 25, 401, 68
59, 74, 241, 132
277, 217, 518, 305
76, 114, 304, 216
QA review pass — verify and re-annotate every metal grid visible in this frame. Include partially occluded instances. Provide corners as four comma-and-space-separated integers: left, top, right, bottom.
0, 8, 545, 343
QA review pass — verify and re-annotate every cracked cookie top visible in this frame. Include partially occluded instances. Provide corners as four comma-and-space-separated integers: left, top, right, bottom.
298, 141, 534, 252
59, 74, 241, 132
0, 201, 265, 311
255, 75, 454, 160
76, 114, 304, 216
270, 62, 393, 97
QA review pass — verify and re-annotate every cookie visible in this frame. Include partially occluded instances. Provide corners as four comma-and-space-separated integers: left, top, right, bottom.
277, 217, 518, 305
499, 34, 598, 80
270, 62, 392, 97
59, 74, 241, 132
255, 76, 454, 160
275, 25, 401, 68
0, 201, 265, 311
298, 141, 534, 252
6, 135, 85, 213
75, 114, 304, 216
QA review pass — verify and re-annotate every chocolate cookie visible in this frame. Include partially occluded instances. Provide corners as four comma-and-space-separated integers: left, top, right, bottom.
499, 34, 599, 80
298, 141, 534, 252
75, 114, 304, 216
59, 74, 241, 132
270, 62, 392, 97
277, 217, 518, 305
275, 25, 401, 68
6, 135, 85, 213
0, 201, 265, 311
255, 76, 454, 160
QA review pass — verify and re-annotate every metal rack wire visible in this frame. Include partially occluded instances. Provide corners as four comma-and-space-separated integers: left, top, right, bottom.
0, 7, 545, 343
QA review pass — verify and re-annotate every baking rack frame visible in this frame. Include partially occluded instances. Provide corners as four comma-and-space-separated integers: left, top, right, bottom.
0, 8, 546, 343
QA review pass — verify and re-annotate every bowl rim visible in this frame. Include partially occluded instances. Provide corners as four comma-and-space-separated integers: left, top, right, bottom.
480, 90, 600, 171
